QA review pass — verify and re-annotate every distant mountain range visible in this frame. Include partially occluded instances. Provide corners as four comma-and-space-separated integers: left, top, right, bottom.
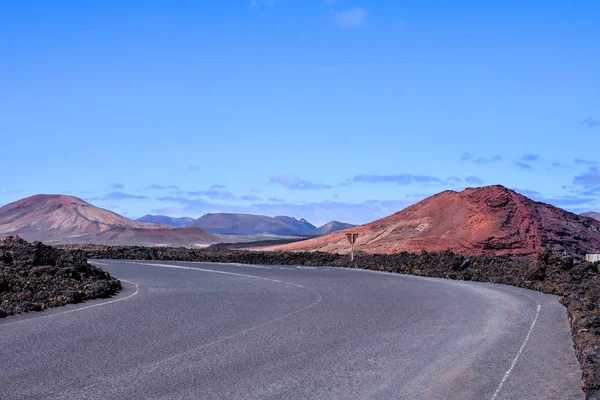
137, 215, 196, 228
0, 195, 218, 246
189, 213, 315, 236
6, 189, 598, 256
0, 194, 354, 246
581, 211, 600, 222
270, 185, 600, 257
313, 221, 356, 235
137, 213, 356, 236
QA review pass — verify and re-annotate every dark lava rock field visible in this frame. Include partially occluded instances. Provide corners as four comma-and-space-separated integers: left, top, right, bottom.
0, 236, 121, 318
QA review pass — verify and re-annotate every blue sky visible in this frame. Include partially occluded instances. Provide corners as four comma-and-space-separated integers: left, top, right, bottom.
1, 0, 599, 226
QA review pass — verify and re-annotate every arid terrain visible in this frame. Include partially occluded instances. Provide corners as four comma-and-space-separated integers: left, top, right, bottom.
0, 194, 218, 247
0, 194, 354, 247
0, 236, 120, 317
269, 185, 600, 257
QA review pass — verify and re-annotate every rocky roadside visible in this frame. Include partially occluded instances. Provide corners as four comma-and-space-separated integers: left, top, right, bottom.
0, 237, 121, 318
60, 243, 600, 399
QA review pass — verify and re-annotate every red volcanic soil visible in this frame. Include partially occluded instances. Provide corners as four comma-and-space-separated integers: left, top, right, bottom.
269, 185, 600, 257
0, 194, 218, 246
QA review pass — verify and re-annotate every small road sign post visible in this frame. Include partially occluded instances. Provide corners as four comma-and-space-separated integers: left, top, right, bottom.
346, 233, 359, 262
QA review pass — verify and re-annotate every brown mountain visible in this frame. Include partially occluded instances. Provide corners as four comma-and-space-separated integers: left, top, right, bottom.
314, 221, 357, 235
582, 212, 600, 222
268, 185, 600, 257
0, 194, 218, 246
189, 213, 316, 236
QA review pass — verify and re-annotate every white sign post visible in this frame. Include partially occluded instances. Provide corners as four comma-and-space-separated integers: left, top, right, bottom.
346, 233, 359, 262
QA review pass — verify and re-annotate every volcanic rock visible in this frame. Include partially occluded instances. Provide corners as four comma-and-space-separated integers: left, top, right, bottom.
268, 185, 600, 257
0, 236, 120, 317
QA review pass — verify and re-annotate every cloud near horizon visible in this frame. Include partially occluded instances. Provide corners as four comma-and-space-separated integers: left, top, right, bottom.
72, 183, 599, 226
152, 197, 413, 226
353, 174, 443, 185
464, 176, 485, 185
270, 174, 333, 190
516, 162, 532, 169
573, 168, 600, 187
87, 192, 150, 201
575, 158, 598, 166
161, 184, 262, 202
353, 174, 485, 186
146, 184, 179, 190
521, 154, 539, 162
187, 185, 237, 200
241, 194, 262, 201
460, 153, 503, 164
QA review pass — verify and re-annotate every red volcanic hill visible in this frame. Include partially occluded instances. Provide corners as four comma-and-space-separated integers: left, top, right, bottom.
0, 194, 218, 246
268, 185, 600, 257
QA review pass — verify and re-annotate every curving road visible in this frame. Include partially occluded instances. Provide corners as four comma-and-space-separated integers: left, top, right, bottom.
0, 260, 584, 400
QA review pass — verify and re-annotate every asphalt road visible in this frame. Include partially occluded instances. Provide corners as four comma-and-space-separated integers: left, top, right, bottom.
0, 260, 584, 400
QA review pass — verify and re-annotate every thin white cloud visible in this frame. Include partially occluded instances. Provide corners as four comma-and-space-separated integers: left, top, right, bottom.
331, 8, 368, 29
270, 174, 332, 190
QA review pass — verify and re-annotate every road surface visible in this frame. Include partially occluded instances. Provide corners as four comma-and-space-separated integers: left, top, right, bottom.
0, 260, 584, 399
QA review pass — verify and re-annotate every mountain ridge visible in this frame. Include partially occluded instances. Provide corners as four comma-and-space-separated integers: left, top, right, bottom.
0, 194, 217, 246
581, 211, 600, 222
137, 214, 196, 227
267, 185, 600, 257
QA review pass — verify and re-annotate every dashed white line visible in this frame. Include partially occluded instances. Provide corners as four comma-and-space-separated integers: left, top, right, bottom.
490, 288, 542, 400
113, 261, 323, 366
55, 260, 323, 399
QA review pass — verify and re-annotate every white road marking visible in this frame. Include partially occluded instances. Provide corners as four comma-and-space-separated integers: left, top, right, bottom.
130, 262, 308, 289
54, 260, 323, 399
236, 264, 272, 269
0, 279, 139, 328
118, 261, 323, 367
490, 288, 542, 400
